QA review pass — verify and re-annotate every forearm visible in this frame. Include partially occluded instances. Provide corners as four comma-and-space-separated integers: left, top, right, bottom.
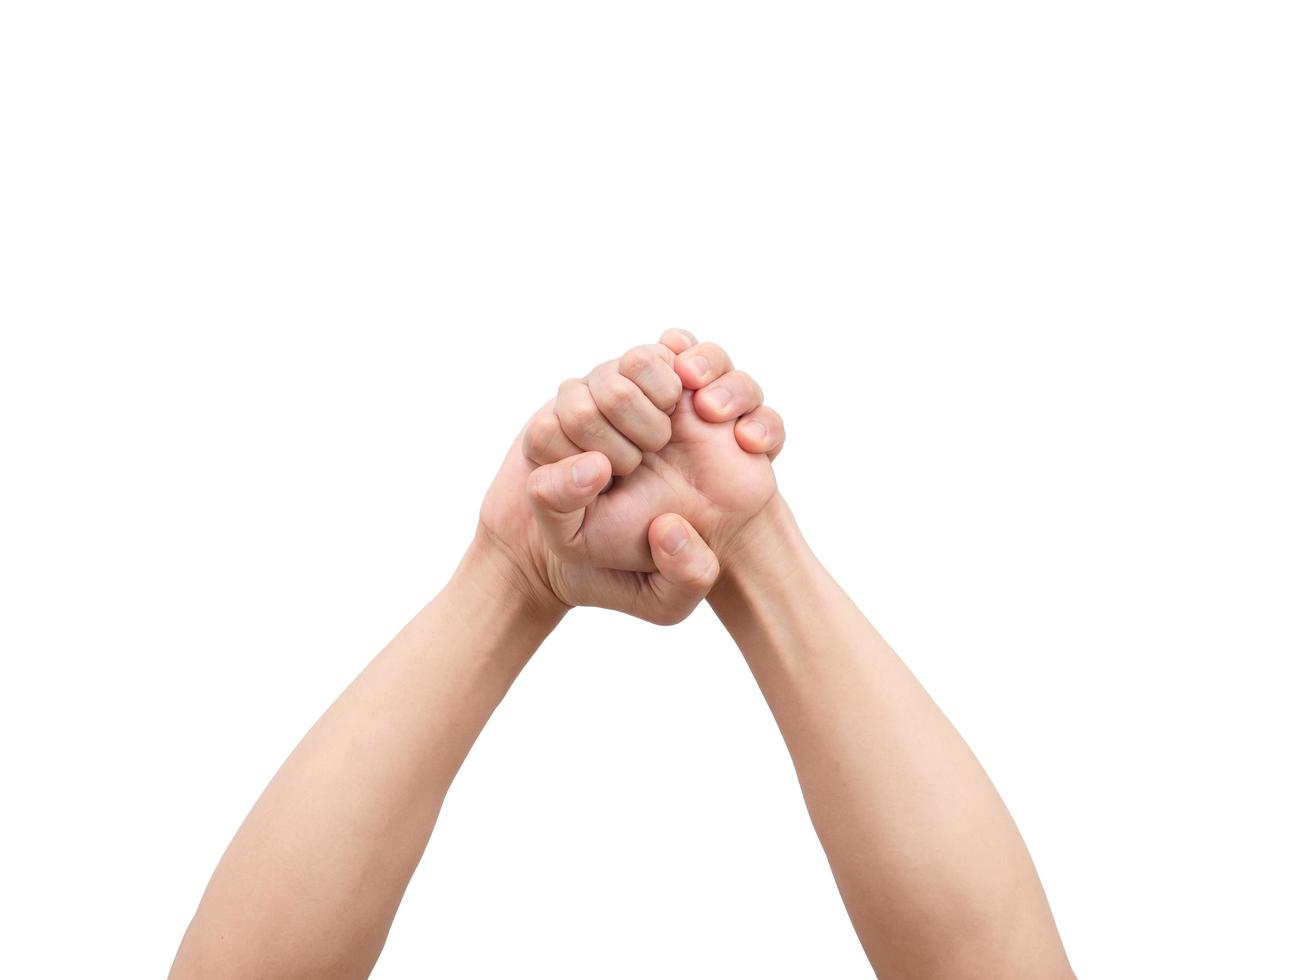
710, 498, 1072, 979
170, 531, 563, 980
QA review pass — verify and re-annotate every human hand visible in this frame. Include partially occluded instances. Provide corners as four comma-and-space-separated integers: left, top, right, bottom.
477, 332, 785, 624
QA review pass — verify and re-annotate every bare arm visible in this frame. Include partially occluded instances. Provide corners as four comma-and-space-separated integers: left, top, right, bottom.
168, 336, 741, 979
710, 497, 1075, 980
169, 536, 563, 979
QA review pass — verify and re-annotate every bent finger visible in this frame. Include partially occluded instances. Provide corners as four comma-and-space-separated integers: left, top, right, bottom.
674, 341, 734, 390
522, 407, 583, 464
588, 359, 674, 451
629, 514, 720, 625
526, 451, 612, 559
556, 378, 644, 476
734, 405, 786, 460
659, 328, 698, 355
617, 344, 682, 414
692, 370, 765, 423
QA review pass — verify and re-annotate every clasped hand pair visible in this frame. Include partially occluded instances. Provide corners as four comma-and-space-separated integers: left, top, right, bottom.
480, 328, 784, 624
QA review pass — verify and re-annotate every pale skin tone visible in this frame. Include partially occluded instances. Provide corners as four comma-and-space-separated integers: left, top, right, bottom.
170, 332, 1074, 979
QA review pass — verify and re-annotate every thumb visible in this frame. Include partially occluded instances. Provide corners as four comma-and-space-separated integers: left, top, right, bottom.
526, 451, 612, 560
630, 514, 721, 625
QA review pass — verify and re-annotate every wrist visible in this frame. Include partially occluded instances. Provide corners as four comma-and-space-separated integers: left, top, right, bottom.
397, 530, 563, 705
712, 494, 814, 599
459, 525, 570, 636
709, 495, 836, 676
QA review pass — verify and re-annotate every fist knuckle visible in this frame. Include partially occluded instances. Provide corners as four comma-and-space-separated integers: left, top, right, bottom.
599, 376, 637, 410
522, 417, 555, 457
619, 347, 652, 378
566, 400, 602, 437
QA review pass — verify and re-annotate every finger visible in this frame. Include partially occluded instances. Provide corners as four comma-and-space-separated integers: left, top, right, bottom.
526, 451, 612, 559
521, 406, 583, 465
659, 328, 698, 355
630, 514, 721, 625
555, 378, 644, 476
617, 344, 682, 413
587, 359, 673, 452
674, 341, 733, 390
692, 369, 764, 423
734, 405, 786, 460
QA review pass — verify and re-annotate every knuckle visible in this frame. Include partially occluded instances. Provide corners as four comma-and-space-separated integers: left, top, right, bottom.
643, 413, 672, 449
619, 347, 653, 378
596, 375, 636, 411
650, 411, 673, 444
654, 365, 683, 403
609, 447, 642, 476
662, 372, 685, 408
526, 470, 553, 507
735, 371, 762, 402
698, 342, 725, 364
565, 399, 603, 437
631, 366, 678, 412
522, 416, 556, 457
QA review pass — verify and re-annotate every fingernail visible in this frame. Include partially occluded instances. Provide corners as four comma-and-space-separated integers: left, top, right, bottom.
704, 387, 732, 412
689, 355, 710, 377
570, 457, 599, 487
660, 521, 689, 555
742, 420, 767, 442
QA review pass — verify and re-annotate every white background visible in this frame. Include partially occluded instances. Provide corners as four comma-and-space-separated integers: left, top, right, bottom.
2, 2, 1304, 977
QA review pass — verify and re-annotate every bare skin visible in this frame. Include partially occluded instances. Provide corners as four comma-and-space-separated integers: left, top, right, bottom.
479, 329, 783, 621
522, 331, 1075, 979
169, 334, 781, 979
168, 540, 560, 979
171, 333, 1073, 980
709, 499, 1076, 979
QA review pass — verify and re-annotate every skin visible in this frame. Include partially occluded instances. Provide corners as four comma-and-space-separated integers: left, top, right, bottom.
169, 332, 781, 978
171, 333, 1074, 980
478, 329, 784, 623
708, 504, 1076, 979
168, 543, 560, 979
527, 332, 1076, 978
